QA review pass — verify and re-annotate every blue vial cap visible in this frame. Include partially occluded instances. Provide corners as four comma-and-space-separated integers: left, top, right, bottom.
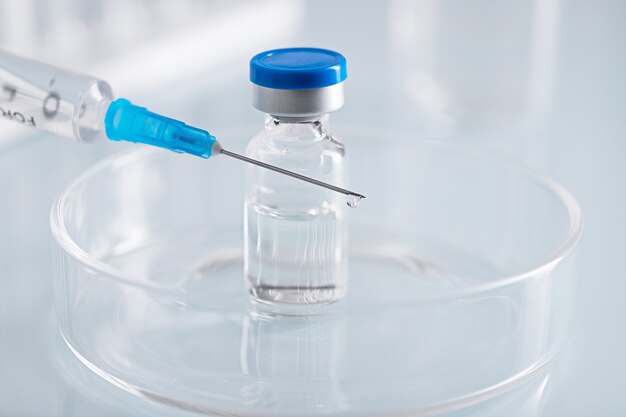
250, 47, 347, 90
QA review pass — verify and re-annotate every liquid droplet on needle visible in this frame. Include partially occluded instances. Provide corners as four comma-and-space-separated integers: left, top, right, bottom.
346, 194, 363, 208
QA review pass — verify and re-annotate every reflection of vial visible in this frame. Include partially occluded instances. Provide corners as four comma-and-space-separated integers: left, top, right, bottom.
245, 48, 348, 306
240, 311, 346, 409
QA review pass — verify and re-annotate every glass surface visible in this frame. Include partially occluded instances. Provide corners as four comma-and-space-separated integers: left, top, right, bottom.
51, 131, 582, 416
245, 116, 346, 307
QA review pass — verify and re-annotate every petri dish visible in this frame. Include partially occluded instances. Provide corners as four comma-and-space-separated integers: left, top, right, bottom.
50, 129, 582, 416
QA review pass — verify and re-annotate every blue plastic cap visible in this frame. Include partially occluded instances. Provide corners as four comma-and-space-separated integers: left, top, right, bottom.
250, 47, 347, 90
105, 98, 218, 158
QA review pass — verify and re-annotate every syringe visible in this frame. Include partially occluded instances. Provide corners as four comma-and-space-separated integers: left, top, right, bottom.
0, 50, 365, 202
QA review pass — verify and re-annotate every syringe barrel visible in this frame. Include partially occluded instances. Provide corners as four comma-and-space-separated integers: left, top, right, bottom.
0, 49, 113, 142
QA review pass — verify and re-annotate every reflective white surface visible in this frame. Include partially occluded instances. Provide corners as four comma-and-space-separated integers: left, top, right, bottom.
0, 0, 624, 415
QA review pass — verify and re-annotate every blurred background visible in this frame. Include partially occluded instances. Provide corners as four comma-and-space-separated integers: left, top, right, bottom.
0, 0, 624, 415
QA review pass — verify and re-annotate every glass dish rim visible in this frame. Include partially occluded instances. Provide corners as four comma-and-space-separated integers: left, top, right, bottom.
50, 138, 583, 296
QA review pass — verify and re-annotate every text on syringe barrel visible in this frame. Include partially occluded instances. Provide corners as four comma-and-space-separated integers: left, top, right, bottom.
0, 49, 112, 142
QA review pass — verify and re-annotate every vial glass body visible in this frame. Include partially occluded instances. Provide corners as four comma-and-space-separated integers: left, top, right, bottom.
244, 115, 346, 305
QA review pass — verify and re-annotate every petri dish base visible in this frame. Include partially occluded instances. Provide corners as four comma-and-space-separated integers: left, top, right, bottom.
51, 132, 582, 416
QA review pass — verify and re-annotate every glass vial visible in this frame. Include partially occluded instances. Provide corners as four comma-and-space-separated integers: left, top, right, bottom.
245, 48, 348, 306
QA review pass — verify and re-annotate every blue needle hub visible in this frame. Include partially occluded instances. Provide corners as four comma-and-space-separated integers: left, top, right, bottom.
104, 98, 220, 158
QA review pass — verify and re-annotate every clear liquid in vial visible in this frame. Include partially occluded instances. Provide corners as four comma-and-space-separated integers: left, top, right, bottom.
245, 200, 346, 305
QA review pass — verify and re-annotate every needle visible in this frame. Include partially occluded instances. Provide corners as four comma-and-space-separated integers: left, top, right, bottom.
220, 149, 366, 202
